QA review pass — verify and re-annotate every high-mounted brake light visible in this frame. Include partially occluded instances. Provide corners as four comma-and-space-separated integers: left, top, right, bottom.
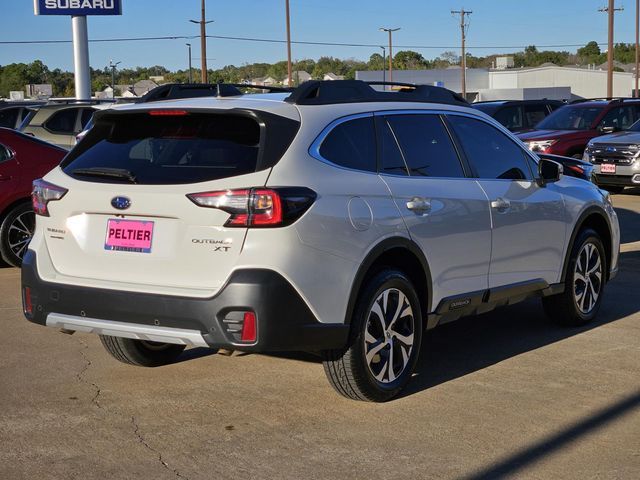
32, 179, 68, 217
187, 187, 316, 228
148, 110, 189, 116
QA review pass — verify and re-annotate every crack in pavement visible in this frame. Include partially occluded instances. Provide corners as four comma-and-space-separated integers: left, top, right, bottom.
131, 416, 190, 480
75, 338, 102, 410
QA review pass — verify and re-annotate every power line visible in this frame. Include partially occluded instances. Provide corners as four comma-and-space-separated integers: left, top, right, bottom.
0, 34, 630, 51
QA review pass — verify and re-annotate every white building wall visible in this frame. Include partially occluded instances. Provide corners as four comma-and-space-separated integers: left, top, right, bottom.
490, 67, 633, 98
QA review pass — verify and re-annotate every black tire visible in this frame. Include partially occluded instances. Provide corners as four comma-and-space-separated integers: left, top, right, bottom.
601, 185, 625, 194
99, 335, 186, 367
322, 269, 423, 402
543, 228, 606, 327
0, 202, 35, 268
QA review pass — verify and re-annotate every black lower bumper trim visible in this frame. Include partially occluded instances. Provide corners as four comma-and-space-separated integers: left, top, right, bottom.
21, 251, 348, 352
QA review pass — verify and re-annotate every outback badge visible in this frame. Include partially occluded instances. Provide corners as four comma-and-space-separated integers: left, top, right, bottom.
111, 196, 131, 210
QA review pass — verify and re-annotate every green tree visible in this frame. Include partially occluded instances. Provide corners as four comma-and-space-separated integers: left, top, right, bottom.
393, 50, 428, 70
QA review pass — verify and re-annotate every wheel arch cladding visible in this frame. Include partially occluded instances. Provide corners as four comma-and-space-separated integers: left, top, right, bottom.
563, 207, 613, 283
345, 237, 432, 326
0, 197, 31, 222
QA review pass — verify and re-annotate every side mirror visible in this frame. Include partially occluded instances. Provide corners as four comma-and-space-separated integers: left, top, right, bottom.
599, 125, 618, 134
538, 158, 563, 185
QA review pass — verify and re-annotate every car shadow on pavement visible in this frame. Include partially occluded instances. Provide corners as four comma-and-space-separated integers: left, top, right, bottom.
402, 249, 640, 397
460, 389, 640, 479
614, 206, 640, 244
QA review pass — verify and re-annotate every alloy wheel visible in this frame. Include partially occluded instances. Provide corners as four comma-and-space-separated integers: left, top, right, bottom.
364, 288, 415, 384
574, 242, 602, 315
7, 211, 35, 261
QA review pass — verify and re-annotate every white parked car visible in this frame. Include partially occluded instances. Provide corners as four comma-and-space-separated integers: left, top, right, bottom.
22, 81, 620, 401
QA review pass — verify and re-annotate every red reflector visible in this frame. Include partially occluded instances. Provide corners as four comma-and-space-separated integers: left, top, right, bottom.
23, 287, 33, 316
568, 165, 584, 174
241, 312, 257, 342
148, 110, 189, 116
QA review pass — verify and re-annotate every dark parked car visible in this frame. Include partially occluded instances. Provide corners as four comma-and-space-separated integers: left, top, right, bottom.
518, 98, 640, 158
472, 99, 563, 133
0, 128, 67, 267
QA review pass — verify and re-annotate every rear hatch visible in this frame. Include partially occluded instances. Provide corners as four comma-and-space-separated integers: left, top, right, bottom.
41, 107, 299, 292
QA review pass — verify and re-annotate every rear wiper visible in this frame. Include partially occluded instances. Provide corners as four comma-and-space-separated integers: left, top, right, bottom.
71, 167, 137, 184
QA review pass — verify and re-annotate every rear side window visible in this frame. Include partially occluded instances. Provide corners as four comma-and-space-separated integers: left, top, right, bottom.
386, 114, 464, 178
0, 108, 20, 128
80, 108, 95, 129
447, 115, 533, 180
319, 116, 376, 172
45, 108, 79, 134
63, 112, 265, 185
598, 106, 639, 130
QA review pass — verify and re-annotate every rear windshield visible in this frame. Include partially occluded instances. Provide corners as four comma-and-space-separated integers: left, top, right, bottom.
62, 112, 268, 184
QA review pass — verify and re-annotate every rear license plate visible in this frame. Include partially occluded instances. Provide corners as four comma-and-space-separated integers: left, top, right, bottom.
601, 163, 616, 174
105, 219, 154, 253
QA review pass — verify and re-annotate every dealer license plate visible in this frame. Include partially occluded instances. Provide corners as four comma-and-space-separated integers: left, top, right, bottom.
600, 163, 616, 174
105, 219, 154, 253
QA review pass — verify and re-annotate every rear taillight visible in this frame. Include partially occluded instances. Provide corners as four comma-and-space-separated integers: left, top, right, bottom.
187, 187, 316, 228
32, 179, 68, 217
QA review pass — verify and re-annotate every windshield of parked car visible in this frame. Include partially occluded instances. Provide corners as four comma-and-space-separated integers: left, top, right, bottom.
535, 105, 603, 131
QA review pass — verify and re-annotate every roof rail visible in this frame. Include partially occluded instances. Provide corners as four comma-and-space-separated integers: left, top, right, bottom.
569, 97, 638, 104
137, 82, 294, 103
284, 80, 468, 106
46, 98, 116, 105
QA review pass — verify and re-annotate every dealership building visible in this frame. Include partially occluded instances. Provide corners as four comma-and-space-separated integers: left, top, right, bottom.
356, 65, 636, 101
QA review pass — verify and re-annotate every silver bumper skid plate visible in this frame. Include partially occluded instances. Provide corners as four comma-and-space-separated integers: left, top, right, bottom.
46, 313, 209, 347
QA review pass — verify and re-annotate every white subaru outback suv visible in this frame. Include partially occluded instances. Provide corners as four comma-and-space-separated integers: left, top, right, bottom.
22, 81, 620, 402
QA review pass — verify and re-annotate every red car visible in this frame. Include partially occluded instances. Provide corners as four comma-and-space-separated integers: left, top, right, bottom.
0, 128, 67, 267
518, 98, 640, 158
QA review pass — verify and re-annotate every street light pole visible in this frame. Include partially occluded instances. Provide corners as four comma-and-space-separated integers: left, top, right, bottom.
285, 0, 293, 87
380, 27, 400, 84
190, 0, 213, 83
108, 59, 121, 98
186, 43, 193, 83
380, 46, 386, 86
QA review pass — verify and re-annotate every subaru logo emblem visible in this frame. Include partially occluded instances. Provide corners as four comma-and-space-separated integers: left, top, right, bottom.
111, 196, 131, 210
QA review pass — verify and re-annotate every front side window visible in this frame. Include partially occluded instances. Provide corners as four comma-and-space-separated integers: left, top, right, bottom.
45, 108, 79, 134
447, 115, 533, 181
494, 106, 523, 131
598, 106, 638, 131
319, 116, 376, 172
385, 114, 464, 178
535, 106, 603, 130
524, 104, 549, 128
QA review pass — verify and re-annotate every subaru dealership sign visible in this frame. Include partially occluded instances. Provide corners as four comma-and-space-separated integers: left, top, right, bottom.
34, 0, 122, 16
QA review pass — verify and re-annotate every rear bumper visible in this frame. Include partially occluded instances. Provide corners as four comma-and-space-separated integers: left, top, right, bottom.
21, 251, 348, 352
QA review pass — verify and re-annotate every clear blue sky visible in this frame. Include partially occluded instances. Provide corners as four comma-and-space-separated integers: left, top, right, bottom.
0, 0, 637, 71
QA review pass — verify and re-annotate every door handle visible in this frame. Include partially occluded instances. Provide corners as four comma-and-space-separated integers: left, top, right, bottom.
491, 197, 511, 213
406, 197, 431, 214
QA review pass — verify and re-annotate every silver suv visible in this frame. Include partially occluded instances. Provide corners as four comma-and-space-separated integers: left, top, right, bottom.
22, 81, 620, 401
585, 120, 640, 193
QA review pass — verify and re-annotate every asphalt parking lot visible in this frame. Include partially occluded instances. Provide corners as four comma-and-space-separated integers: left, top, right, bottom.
0, 189, 639, 480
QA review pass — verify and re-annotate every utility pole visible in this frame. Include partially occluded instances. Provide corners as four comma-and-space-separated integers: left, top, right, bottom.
636, 0, 640, 98
380, 27, 400, 83
599, 1, 623, 98
285, 0, 293, 87
186, 43, 193, 83
108, 59, 120, 98
190, 0, 213, 83
451, 8, 472, 100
